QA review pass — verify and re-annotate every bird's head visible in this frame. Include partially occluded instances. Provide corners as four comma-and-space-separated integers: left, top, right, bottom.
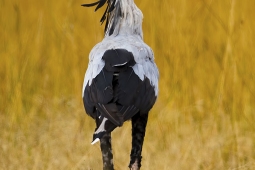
82, 0, 143, 38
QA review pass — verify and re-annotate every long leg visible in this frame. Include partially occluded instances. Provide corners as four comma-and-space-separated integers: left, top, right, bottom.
100, 133, 114, 170
129, 113, 148, 170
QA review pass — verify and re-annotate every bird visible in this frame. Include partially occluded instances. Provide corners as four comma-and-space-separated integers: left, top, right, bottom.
81, 0, 159, 169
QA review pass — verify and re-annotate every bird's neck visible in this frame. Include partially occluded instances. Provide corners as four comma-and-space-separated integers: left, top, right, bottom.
117, 20, 143, 38
106, 0, 144, 38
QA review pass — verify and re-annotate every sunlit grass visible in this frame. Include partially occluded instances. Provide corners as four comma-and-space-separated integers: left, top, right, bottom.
1, 0, 255, 169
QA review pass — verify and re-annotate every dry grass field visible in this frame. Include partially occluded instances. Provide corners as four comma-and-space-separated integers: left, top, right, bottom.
1, 0, 255, 169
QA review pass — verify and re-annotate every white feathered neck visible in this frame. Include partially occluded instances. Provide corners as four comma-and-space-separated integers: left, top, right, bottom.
106, 0, 143, 38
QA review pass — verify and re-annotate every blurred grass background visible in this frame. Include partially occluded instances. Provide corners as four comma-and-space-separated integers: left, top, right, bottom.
1, 0, 255, 169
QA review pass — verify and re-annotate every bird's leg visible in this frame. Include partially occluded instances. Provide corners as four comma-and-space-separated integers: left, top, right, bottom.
100, 132, 114, 170
129, 113, 148, 170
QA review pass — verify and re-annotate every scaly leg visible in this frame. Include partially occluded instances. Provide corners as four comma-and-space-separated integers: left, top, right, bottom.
100, 133, 114, 170
129, 113, 148, 170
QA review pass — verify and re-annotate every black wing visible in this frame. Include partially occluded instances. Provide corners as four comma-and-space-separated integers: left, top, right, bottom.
83, 49, 157, 126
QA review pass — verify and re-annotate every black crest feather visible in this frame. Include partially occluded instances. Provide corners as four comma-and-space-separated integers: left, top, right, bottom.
81, 1, 100, 7
82, 0, 118, 34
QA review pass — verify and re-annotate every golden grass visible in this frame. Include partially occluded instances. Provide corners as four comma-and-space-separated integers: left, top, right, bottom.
1, 0, 255, 169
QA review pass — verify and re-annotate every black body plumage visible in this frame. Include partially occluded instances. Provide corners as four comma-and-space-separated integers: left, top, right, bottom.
83, 49, 156, 127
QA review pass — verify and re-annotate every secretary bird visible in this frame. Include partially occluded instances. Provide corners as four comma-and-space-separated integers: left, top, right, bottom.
81, 0, 159, 169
